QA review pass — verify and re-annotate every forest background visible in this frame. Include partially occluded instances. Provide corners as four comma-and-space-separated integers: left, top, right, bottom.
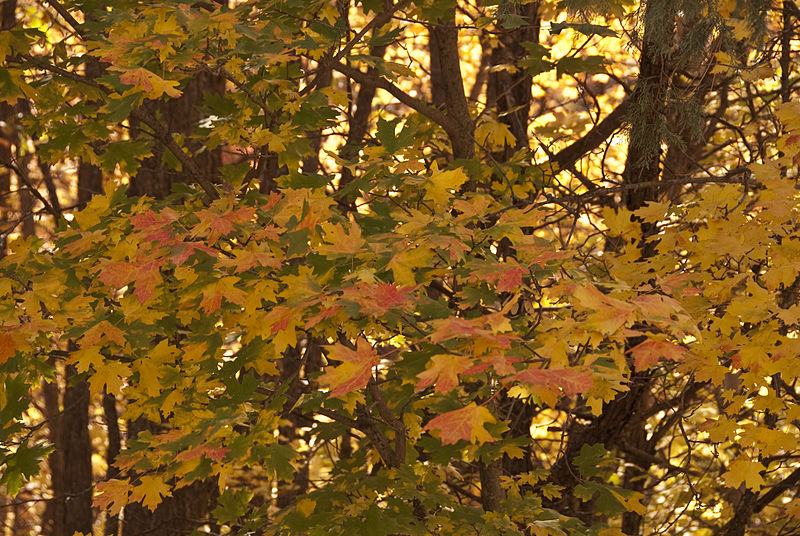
0, 0, 799, 535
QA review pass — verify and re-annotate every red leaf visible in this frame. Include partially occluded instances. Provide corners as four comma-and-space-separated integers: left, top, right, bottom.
429, 317, 489, 344
130, 208, 179, 243
341, 282, 413, 316
97, 258, 164, 303
423, 402, 496, 445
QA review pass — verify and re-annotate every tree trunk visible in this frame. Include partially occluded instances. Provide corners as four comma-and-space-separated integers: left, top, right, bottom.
121, 69, 224, 536
485, 2, 540, 159
129, 71, 225, 198
428, 7, 474, 160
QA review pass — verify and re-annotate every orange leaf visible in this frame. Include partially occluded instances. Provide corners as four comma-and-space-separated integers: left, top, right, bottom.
628, 340, 688, 370
0, 332, 16, 365
416, 354, 472, 394
94, 478, 130, 515
423, 402, 496, 445
513, 367, 593, 396
341, 282, 413, 316
320, 343, 381, 398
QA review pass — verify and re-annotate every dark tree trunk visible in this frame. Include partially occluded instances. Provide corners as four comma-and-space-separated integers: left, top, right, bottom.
485, 2, 540, 159
121, 69, 224, 536
103, 393, 121, 535
428, 7, 474, 160
622, 0, 676, 211
43, 363, 94, 536
129, 71, 225, 198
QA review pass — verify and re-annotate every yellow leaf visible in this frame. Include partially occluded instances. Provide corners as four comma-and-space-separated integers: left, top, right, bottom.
89, 361, 130, 396
131, 475, 171, 511
424, 167, 469, 206
721, 458, 765, 491
718, 0, 736, 18
117, 67, 182, 99
296, 498, 316, 517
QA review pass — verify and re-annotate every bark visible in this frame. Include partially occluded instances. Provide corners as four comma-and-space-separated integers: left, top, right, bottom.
622, 0, 676, 211
43, 364, 94, 536
122, 68, 223, 536
129, 71, 225, 198
428, 8, 474, 159
103, 393, 121, 536
0, 0, 16, 253
485, 2, 540, 159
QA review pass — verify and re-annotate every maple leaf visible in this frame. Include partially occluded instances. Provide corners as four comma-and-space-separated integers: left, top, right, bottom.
628, 339, 688, 370
571, 283, 637, 335
469, 260, 527, 292
320, 343, 381, 398
117, 67, 183, 99
423, 402, 496, 445
317, 221, 365, 256
192, 205, 256, 242
0, 331, 16, 365
424, 167, 469, 205
80, 320, 126, 348
428, 316, 490, 344
199, 277, 247, 313
721, 458, 765, 491
130, 475, 171, 511
130, 208, 180, 243
89, 361, 131, 396
94, 478, 130, 515
513, 367, 593, 396
416, 354, 472, 394
97, 258, 165, 304
216, 249, 281, 273
463, 352, 521, 376
341, 282, 413, 316
264, 305, 298, 351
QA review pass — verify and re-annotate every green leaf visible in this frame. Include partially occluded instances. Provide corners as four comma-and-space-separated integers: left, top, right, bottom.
550, 22, 618, 38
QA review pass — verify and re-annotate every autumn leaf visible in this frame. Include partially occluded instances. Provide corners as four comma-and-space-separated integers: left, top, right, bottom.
416, 354, 472, 394
571, 283, 637, 335
199, 276, 247, 313
117, 67, 183, 99
94, 478, 130, 515
0, 331, 16, 365
513, 367, 593, 396
341, 282, 413, 316
628, 339, 688, 370
97, 258, 165, 304
80, 320, 126, 348
721, 458, 765, 491
192, 205, 256, 243
424, 167, 469, 205
320, 343, 381, 398
317, 221, 365, 256
130, 475, 171, 511
89, 361, 131, 396
423, 402, 496, 445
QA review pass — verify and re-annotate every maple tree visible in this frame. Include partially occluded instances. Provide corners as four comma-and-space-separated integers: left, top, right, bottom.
0, 0, 800, 535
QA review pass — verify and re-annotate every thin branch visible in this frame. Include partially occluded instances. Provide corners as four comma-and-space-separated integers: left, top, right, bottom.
44, 0, 85, 38
331, 61, 457, 133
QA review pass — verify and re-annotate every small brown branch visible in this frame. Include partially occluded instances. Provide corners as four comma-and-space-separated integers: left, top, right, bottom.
0, 160, 61, 218
44, 0, 85, 38
332, 61, 457, 135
